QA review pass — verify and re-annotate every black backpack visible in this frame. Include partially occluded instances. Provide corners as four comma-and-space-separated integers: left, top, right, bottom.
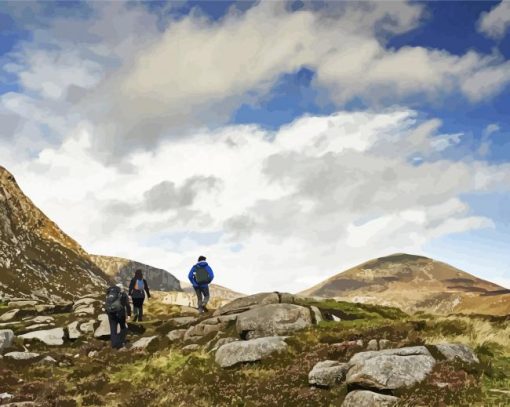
193, 266, 211, 285
105, 286, 123, 314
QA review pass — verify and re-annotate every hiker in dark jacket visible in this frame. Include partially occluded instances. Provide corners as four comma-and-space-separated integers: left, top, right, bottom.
106, 283, 131, 349
128, 269, 151, 322
188, 255, 214, 313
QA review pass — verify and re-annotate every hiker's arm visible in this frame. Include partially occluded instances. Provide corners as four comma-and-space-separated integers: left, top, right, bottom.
144, 279, 151, 298
208, 266, 214, 282
188, 267, 196, 285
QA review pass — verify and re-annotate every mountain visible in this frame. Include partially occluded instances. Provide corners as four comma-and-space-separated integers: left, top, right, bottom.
0, 166, 110, 302
180, 280, 244, 301
90, 255, 181, 291
301, 253, 510, 315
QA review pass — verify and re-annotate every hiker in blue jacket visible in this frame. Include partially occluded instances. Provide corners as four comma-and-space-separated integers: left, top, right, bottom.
188, 255, 214, 313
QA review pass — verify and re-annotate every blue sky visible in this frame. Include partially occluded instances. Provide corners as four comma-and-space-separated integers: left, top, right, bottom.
0, 0, 509, 291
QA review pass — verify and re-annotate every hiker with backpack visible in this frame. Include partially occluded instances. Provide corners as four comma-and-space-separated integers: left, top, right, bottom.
188, 255, 214, 313
128, 269, 151, 322
105, 283, 131, 349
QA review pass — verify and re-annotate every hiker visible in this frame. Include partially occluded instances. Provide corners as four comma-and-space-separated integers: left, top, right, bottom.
105, 283, 131, 349
188, 255, 214, 313
128, 269, 151, 322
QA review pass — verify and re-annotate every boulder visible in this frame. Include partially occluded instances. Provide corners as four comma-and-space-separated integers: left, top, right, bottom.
4, 351, 40, 360
20, 327, 65, 346
183, 316, 234, 342
367, 339, 378, 351
215, 336, 288, 368
435, 343, 479, 364
308, 360, 349, 387
342, 390, 399, 407
94, 315, 110, 339
310, 306, 323, 324
214, 292, 280, 316
346, 346, 436, 390
0, 309, 20, 322
236, 304, 312, 339
131, 336, 158, 350
167, 329, 187, 342
0, 330, 15, 352
68, 321, 81, 340
80, 320, 96, 334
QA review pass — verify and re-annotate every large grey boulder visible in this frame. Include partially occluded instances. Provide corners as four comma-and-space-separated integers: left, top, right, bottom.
435, 343, 479, 364
0, 309, 20, 322
342, 390, 399, 407
346, 346, 436, 390
94, 314, 110, 339
4, 351, 40, 361
308, 360, 349, 387
215, 336, 288, 368
236, 303, 312, 339
0, 330, 15, 351
214, 292, 281, 316
20, 327, 65, 346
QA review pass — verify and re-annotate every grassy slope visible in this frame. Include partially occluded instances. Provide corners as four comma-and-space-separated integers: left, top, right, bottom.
1, 298, 509, 406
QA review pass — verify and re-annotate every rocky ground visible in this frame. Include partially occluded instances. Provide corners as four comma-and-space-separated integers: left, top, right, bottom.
0, 293, 509, 406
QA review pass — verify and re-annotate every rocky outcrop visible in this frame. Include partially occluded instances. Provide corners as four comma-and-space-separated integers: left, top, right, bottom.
184, 315, 237, 343
20, 327, 65, 346
214, 292, 282, 316
342, 390, 399, 407
215, 336, 288, 368
347, 346, 436, 390
308, 360, 349, 387
435, 343, 479, 364
236, 303, 312, 339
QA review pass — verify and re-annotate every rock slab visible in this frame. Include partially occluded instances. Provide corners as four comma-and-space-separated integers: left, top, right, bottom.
308, 360, 349, 387
342, 390, 399, 407
215, 336, 288, 368
20, 328, 65, 346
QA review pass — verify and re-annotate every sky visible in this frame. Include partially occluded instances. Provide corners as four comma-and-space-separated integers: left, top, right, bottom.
0, 0, 509, 293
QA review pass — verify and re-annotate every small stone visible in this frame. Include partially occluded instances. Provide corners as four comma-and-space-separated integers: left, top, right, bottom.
40, 356, 57, 364
0, 309, 20, 322
68, 321, 82, 340
379, 339, 392, 350
182, 344, 200, 352
435, 343, 479, 364
342, 390, 399, 407
167, 329, 187, 342
88, 350, 98, 358
4, 351, 40, 360
310, 306, 323, 324
367, 339, 378, 351
20, 328, 65, 346
309, 360, 349, 387
356, 339, 364, 347
332, 315, 341, 322
131, 336, 158, 350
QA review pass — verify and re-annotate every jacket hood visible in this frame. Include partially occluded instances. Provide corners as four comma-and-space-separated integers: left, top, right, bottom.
196, 261, 208, 267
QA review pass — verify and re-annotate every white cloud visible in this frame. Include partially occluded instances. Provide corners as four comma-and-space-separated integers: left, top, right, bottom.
478, 1, 510, 39
4, 109, 510, 293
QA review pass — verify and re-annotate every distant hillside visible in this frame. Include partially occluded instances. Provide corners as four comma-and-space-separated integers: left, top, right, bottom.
180, 280, 244, 300
301, 253, 510, 315
90, 255, 181, 292
0, 166, 110, 302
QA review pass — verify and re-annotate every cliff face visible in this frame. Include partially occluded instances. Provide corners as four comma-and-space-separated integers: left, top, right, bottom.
0, 166, 110, 302
90, 255, 182, 292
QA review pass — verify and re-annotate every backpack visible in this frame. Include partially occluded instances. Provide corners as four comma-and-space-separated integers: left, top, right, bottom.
131, 279, 145, 299
105, 286, 124, 314
193, 266, 211, 285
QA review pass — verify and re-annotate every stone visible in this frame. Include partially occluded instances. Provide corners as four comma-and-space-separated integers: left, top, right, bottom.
347, 346, 436, 390
215, 336, 288, 368
310, 306, 322, 324
8, 301, 38, 308
182, 344, 200, 352
94, 315, 110, 339
308, 360, 349, 387
0, 330, 15, 351
435, 343, 479, 364
74, 305, 95, 316
342, 390, 399, 407
73, 298, 99, 309
170, 317, 197, 327
236, 303, 312, 339
379, 339, 392, 350
179, 306, 200, 315
214, 292, 280, 316
40, 356, 57, 364
0, 309, 19, 322
4, 351, 40, 360
80, 320, 96, 334
167, 329, 187, 342
24, 323, 54, 331
367, 339, 378, 351
24, 316, 54, 324
209, 337, 239, 353
68, 321, 81, 340
332, 315, 341, 322
131, 336, 158, 350
88, 350, 98, 358
20, 328, 65, 346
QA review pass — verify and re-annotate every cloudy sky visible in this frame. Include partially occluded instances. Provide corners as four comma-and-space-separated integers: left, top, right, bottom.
1, 0, 509, 293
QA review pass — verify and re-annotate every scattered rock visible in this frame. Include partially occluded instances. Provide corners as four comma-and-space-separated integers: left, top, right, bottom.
308, 360, 349, 387
332, 315, 341, 322
170, 317, 197, 327
4, 351, 40, 360
0, 393, 13, 401
167, 329, 187, 342
347, 346, 436, 390
0, 309, 20, 322
342, 390, 399, 407
179, 306, 200, 315
215, 336, 288, 368
24, 323, 54, 331
214, 292, 281, 316
40, 356, 57, 364
182, 344, 200, 352
236, 303, 312, 339
131, 336, 158, 350
379, 339, 392, 350
0, 329, 15, 351
80, 320, 96, 334
367, 339, 378, 351
88, 350, 98, 358
8, 300, 38, 308
435, 343, 479, 364
68, 321, 82, 340
209, 337, 239, 353
23, 316, 54, 324
310, 306, 323, 324
94, 315, 110, 339
20, 328, 65, 346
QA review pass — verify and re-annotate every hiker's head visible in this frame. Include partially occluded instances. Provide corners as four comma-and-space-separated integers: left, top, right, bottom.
198, 255, 206, 262
134, 269, 143, 279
